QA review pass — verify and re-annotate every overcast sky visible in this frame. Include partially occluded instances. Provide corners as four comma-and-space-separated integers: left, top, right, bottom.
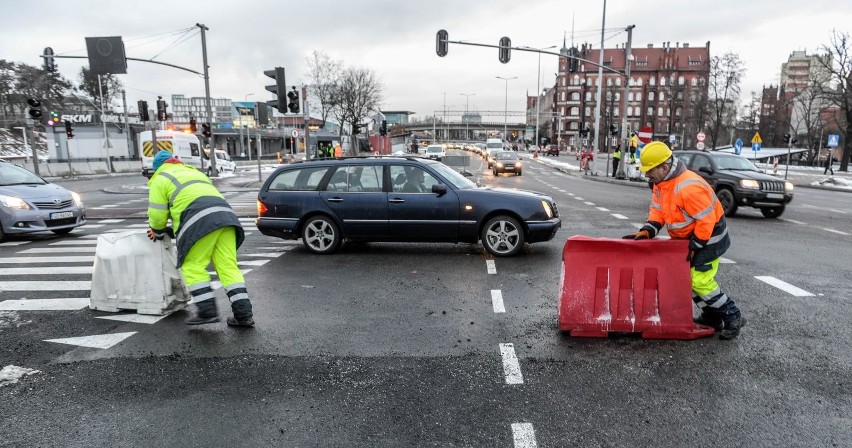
5, 0, 852, 121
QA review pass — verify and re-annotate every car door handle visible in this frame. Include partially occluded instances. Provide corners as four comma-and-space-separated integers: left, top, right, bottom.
327, 197, 344, 203
388, 198, 405, 203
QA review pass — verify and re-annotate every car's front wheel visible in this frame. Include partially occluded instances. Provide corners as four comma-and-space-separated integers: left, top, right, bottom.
716, 188, 738, 216
301, 215, 342, 254
481, 215, 524, 256
760, 206, 785, 218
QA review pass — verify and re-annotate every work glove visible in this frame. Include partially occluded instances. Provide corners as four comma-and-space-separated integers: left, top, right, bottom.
686, 237, 707, 263
147, 228, 165, 242
622, 229, 650, 240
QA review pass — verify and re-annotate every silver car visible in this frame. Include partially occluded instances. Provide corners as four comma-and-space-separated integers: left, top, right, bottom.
0, 161, 86, 241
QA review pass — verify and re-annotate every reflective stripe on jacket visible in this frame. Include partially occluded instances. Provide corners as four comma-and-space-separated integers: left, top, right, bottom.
147, 162, 243, 267
645, 159, 730, 267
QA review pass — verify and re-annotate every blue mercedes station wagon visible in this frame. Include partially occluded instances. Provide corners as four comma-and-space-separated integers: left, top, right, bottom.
256, 157, 561, 256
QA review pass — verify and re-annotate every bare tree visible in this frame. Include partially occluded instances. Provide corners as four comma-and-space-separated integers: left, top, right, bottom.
814, 29, 852, 171
331, 66, 383, 155
77, 67, 122, 111
738, 91, 761, 138
12, 63, 73, 117
707, 52, 744, 149
304, 50, 342, 128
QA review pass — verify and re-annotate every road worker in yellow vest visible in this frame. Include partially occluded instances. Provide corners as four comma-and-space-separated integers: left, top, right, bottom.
146, 150, 254, 327
623, 142, 745, 339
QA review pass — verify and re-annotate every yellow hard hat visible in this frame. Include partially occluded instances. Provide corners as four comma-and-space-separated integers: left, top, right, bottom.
639, 141, 673, 172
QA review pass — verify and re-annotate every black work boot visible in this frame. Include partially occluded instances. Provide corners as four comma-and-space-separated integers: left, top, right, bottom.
185, 299, 220, 325
694, 312, 724, 331
226, 299, 254, 327
719, 316, 747, 340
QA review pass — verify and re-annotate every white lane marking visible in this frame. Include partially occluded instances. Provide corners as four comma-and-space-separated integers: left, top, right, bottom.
486, 260, 497, 274
499, 343, 524, 385
244, 231, 254, 236
631, 222, 643, 229
238, 259, 271, 267
611, 214, 629, 220
491, 290, 506, 313
822, 228, 850, 236
781, 218, 806, 225
0, 298, 89, 311
97, 219, 125, 224
0, 281, 91, 291
596, 207, 610, 212
242, 252, 286, 258
0, 241, 30, 246
802, 204, 818, 209
829, 209, 847, 214
0, 266, 92, 275
18, 247, 96, 254
719, 257, 736, 264
44, 332, 137, 349
80, 224, 104, 228
584, 201, 595, 206
49, 240, 99, 246
755, 276, 814, 297
125, 223, 151, 228
98, 204, 119, 208
0, 256, 94, 264
574, 197, 584, 200
511, 423, 538, 448
567, 193, 575, 196
96, 314, 169, 324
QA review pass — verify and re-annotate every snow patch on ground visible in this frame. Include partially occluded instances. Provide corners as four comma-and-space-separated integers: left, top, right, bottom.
814, 176, 852, 190
0, 365, 41, 387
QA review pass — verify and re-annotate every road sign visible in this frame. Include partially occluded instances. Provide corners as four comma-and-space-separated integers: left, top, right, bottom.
734, 138, 743, 155
669, 134, 676, 143
752, 142, 761, 152
751, 132, 762, 144
696, 142, 706, 150
291, 129, 300, 138
828, 134, 840, 147
637, 126, 653, 144
696, 131, 706, 142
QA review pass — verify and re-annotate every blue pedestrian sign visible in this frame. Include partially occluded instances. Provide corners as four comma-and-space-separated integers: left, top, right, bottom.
827, 134, 840, 148
735, 138, 743, 155
752, 142, 761, 152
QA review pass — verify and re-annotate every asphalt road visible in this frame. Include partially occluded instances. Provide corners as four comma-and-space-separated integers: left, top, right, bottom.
1, 152, 850, 447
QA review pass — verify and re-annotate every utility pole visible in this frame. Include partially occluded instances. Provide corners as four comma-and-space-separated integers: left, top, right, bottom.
616, 24, 634, 179
122, 89, 132, 158
197, 23, 217, 176
590, 0, 607, 176
97, 74, 114, 173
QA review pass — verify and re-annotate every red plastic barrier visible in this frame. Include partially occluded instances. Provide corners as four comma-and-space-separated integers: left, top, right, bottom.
558, 236, 714, 340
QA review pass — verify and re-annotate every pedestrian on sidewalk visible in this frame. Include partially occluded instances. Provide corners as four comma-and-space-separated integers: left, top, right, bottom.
612, 145, 622, 178
824, 154, 834, 175
622, 142, 746, 340
146, 150, 255, 327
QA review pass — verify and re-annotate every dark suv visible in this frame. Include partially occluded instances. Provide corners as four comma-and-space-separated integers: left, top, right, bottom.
256, 156, 561, 256
673, 150, 794, 218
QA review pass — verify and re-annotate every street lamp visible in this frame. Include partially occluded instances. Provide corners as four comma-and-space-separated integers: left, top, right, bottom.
242, 93, 254, 160
520, 45, 556, 149
460, 93, 476, 142
496, 76, 517, 140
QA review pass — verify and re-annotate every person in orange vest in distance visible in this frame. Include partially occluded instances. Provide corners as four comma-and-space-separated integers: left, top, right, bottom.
334, 143, 343, 158
623, 142, 745, 339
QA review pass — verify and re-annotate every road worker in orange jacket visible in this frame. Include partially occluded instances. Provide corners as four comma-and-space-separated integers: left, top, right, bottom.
623, 142, 745, 339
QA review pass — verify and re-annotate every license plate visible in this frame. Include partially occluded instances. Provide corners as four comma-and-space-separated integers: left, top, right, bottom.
505, 166, 514, 170
766, 193, 783, 200
50, 211, 74, 219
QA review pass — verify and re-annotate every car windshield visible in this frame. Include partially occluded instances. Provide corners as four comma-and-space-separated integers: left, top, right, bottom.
429, 163, 477, 190
427, 146, 443, 153
714, 154, 759, 171
486, 142, 502, 149
496, 152, 518, 160
0, 163, 46, 186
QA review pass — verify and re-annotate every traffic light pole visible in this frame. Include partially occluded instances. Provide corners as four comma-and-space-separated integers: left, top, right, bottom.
197, 23, 217, 177
302, 85, 310, 162
616, 25, 634, 180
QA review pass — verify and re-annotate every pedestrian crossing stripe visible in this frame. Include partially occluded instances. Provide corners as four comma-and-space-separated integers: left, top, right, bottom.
142, 140, 174, 157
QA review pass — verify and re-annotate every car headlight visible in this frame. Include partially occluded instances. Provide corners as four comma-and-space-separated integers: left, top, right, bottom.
785, 182, 794, 192
496, 163, 504, 167
516, 162, 523, 167
0, 194, 31, 210
71, 191, 83, 206
542, 200, 554, 218
739, 179, 760, 189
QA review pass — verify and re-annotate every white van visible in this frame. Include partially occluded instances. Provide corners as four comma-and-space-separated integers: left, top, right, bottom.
204, 148, 236, 175
140, 130, 206, 178
485, 138, 504, 168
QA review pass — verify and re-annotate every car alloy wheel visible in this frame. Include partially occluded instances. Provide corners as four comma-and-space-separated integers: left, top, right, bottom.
716, 188, 737, 216
481, 215, 524, 256
301, 215, 341, 254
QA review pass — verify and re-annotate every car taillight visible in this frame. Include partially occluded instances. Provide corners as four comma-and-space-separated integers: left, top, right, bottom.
257, 200, 268, 215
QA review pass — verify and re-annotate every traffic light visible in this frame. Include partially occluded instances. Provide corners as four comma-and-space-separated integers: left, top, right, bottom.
436, 29, 448, 57
379, 120, 388, 136
156, 97, 168, 121
64, 120, 74, 138
42, 47, 56, 72
48, 111, 59, 126
353, 123, 363, 134
610, 124, 618, 136
137, 100, 149, 121
498, 36, 511, 64
264, 67, 287, 113
27, 98, 42, 119
189, 118, 197, 133
287, 87, 300, 114
201, 123, 211, 138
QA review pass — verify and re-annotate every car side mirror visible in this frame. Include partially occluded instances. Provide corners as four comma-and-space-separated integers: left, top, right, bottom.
432, 184, 447, 195
698, 166, 714, 175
